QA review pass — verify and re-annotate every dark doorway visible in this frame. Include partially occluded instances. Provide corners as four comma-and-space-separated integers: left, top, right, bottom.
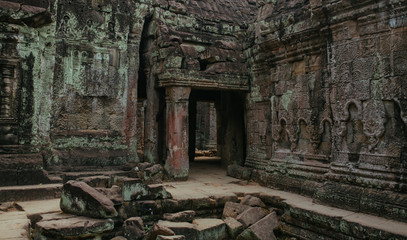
188, 89, 246, 168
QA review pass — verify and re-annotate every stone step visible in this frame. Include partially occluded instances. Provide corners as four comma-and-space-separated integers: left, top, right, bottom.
59, 170, 129, 183
258, 191, 407, 240
0, 183, 62, 202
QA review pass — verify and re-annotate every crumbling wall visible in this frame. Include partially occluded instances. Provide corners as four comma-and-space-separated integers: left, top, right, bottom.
244, 0, 407, 221
48, 0, 152, 169
0, 1, 55, 150
0, 0, 153, 170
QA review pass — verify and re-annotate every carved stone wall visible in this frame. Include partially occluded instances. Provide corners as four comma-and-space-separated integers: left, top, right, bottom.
0, 0, 252, 168
0, 58, 20, 145
0, 1, 54, 153
246, 0, 407, 222
1, 0, 407, 225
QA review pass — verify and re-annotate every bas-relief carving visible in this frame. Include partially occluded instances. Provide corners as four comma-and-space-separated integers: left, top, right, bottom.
333, 98, 407, 167
270, 97, 333, 160
335, 100, 365, 158
58, 45, 121, 97
362, 101, 386, 153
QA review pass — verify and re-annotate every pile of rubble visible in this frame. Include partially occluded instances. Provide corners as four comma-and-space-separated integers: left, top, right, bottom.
33, 162, 171, 239
32, 162, 280, 239
154, 195, 280, 240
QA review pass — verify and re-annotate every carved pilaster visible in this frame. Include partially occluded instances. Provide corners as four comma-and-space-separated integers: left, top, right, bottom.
0, 59, 20, 145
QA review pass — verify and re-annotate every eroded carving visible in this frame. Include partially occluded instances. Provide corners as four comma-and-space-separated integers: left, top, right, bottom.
362, 101, 386, 153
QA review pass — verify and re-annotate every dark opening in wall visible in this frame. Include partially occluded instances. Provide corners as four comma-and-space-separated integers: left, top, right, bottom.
189, 90, 220, 166
199, 59, 208, 71
188, 89, 246, 168
137, 15, 152, 100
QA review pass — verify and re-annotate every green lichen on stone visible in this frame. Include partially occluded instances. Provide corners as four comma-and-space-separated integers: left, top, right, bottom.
164, 56, 183, 69
270, 95, 275, 112
16, 22, 56, 147
281, 90, 293, 111
54, 136, 128, 150
122, 182, 149, 201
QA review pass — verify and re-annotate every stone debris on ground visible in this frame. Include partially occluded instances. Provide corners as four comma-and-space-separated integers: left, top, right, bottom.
224, 217, 244, 239
145, 223, 176, 240
163, 210, 196, 222
240, 195, 266, 208
96, 185, 123, 205
60, 180, 118, 219
34, 215, 114, 239
222, 202, 251, 219
123, 217, 145, 240
235, 207, 268, 228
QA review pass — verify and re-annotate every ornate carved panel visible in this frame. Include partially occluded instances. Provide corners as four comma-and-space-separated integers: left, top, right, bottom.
0, 59, 20, 145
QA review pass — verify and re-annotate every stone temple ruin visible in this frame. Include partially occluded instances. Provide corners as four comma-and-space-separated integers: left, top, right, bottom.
0, 0, 407, 239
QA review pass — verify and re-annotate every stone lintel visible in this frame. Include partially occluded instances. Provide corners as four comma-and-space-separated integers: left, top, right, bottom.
158, 70, 249, 91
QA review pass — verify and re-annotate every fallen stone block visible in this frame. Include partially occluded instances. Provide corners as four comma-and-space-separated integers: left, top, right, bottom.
144, 164, 164, 184
121, 177, 171, 201
156, 235, 185, 240
157, 220, 197, 239
34, 215, 114, 239
163, 210, 196, 222
146, 184, 172, 200
247, 212, 279, 240
121, 178, 147, 201
96, 185, 123, 205
123, 217, 145, 240
222, 202, 251, 219
241, 195, 265, 208
236, 207, 267, 228
224, 217, 244, 239
145, 223, 175, 240
193, 218, 227, 240
119, 200, 162, 219
60, 180, 118, 218
213, 194, 239, 206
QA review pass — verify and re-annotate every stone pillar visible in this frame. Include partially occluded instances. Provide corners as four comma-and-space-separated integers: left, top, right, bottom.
165, 87, 191, 180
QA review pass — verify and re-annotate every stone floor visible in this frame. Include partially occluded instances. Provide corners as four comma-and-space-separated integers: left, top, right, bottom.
1, 159, 407, 239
